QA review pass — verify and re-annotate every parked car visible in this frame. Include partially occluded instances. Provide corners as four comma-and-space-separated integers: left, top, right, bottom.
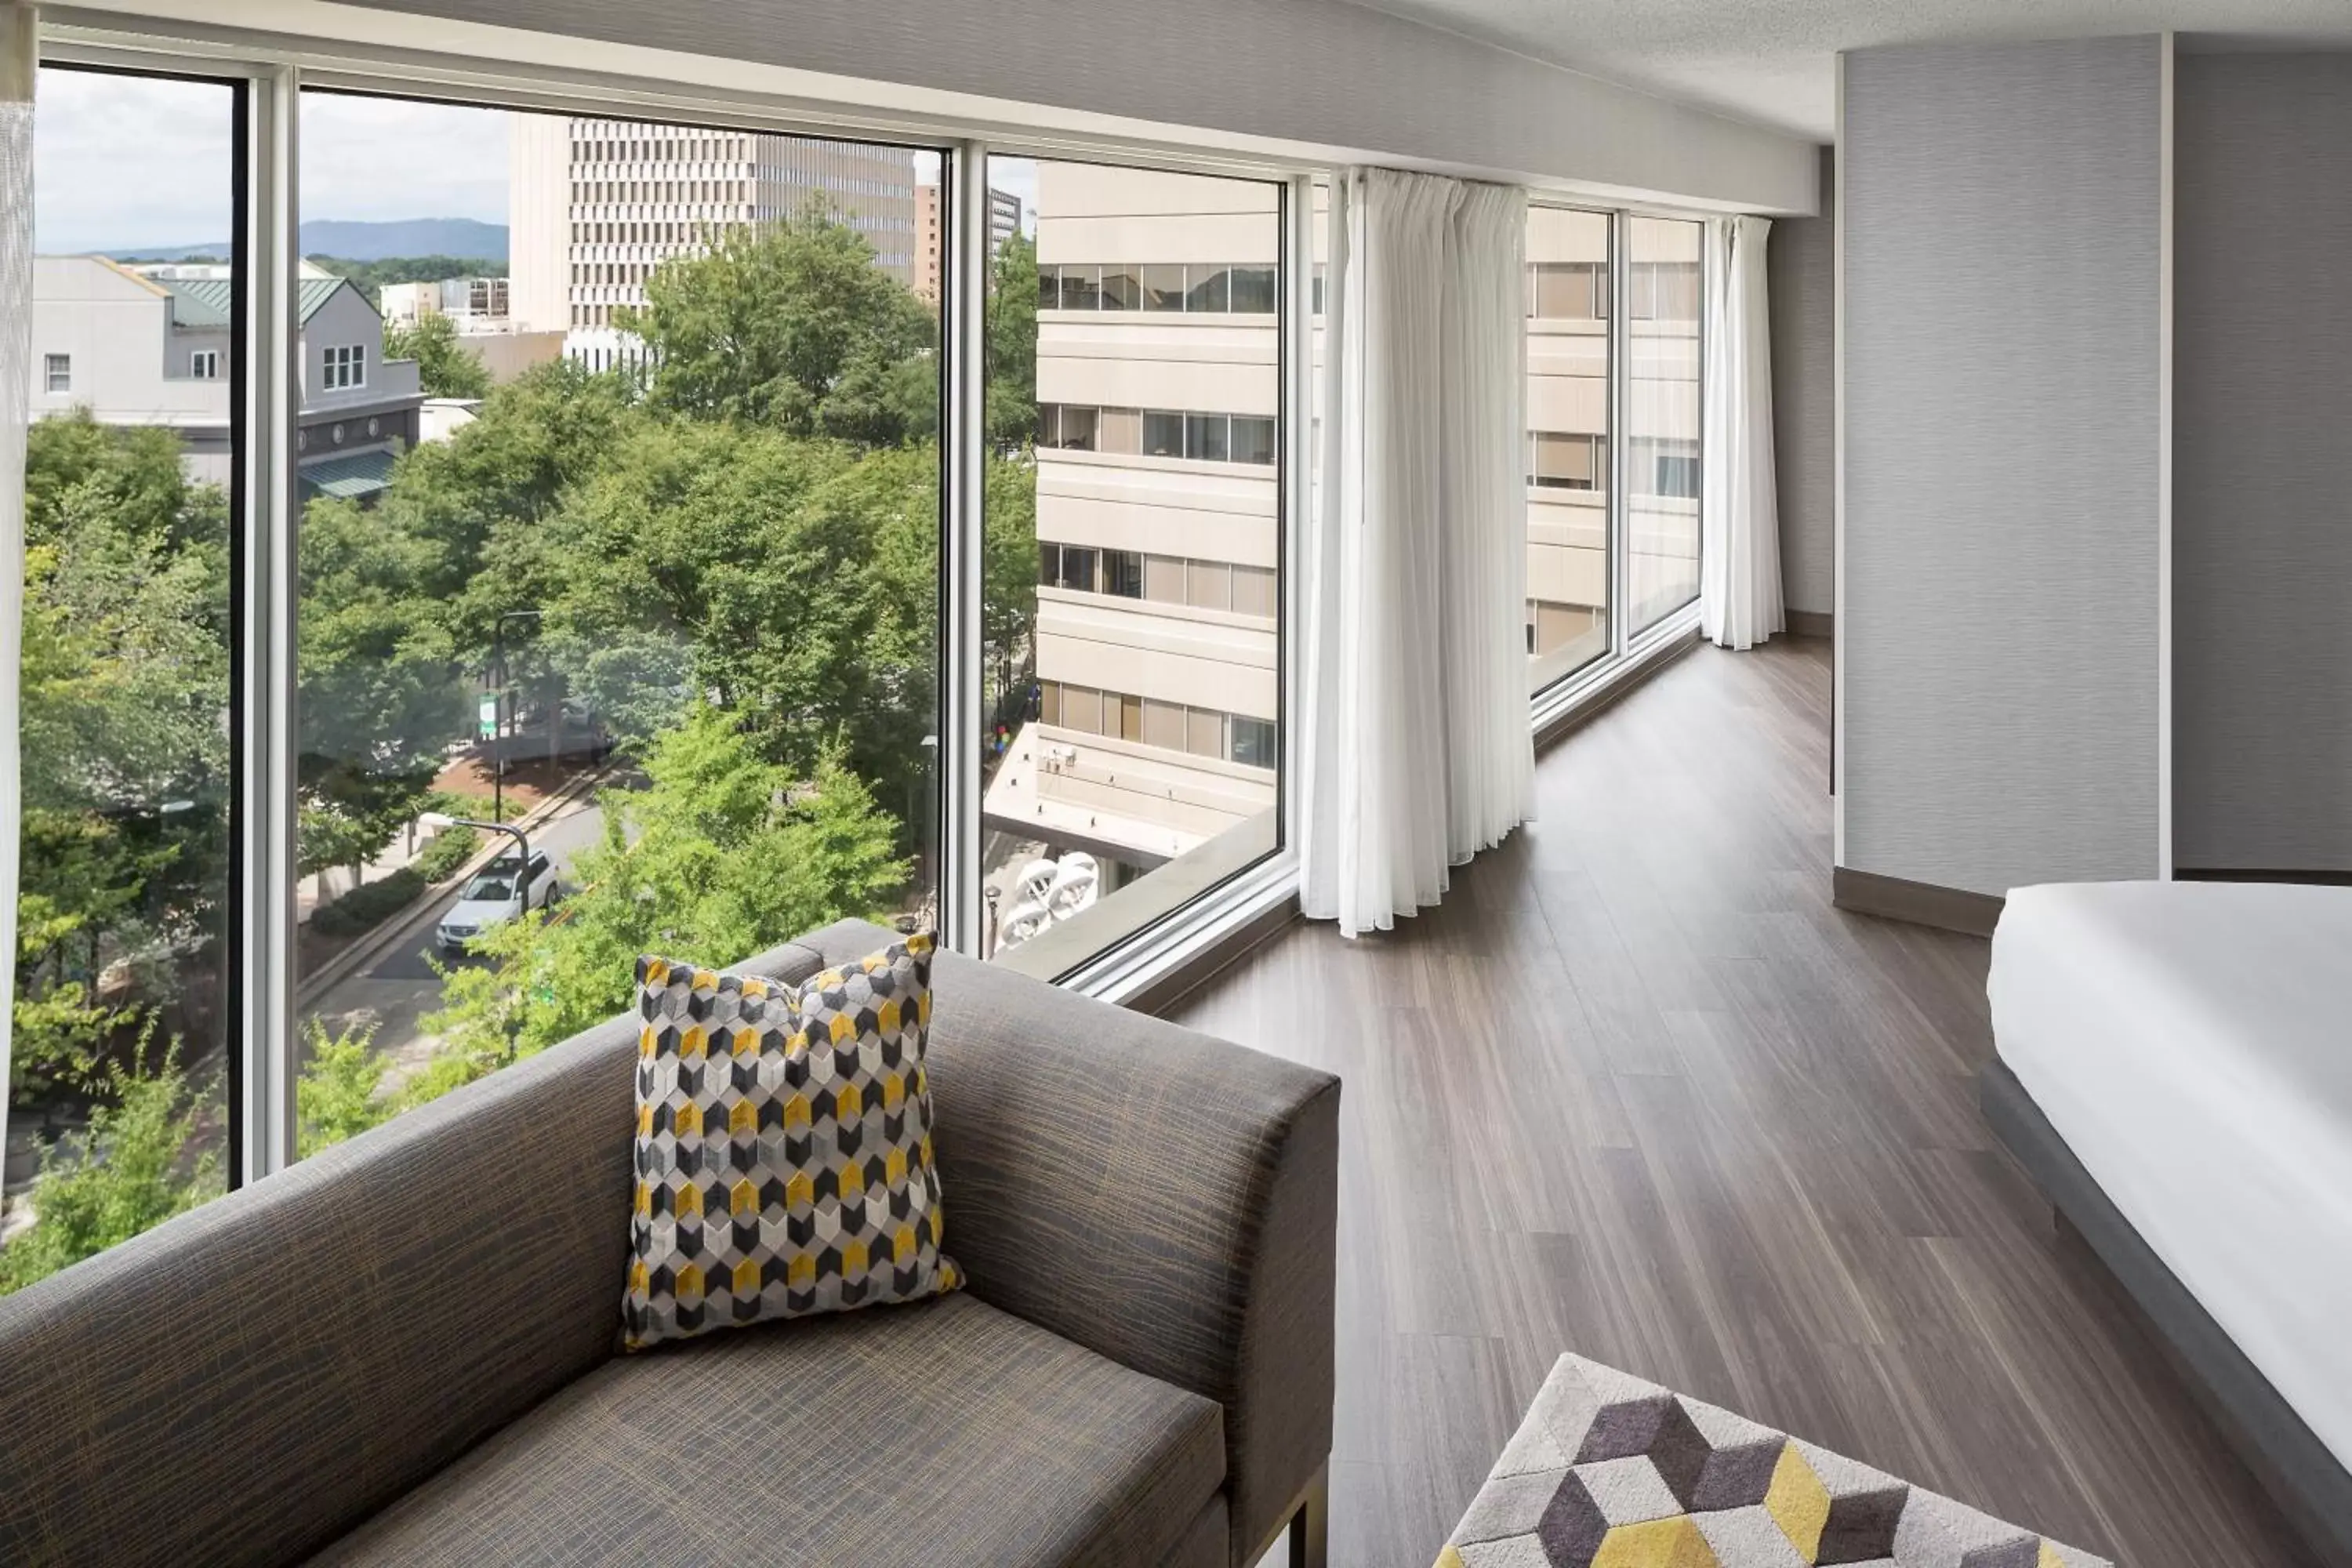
434, 851, 559, 953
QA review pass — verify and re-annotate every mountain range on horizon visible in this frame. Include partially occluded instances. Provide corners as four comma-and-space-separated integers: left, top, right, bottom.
101, 217, 508, 263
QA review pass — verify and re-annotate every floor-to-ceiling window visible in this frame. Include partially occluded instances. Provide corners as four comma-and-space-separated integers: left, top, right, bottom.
285, 92, 944, 1160
1625, 215, 1704, 636
5, 65, 240, 1292
1525, 205, 1613, 691
980, 158, 1284, 975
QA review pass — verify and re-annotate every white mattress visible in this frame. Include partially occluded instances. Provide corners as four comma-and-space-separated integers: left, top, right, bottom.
1989, 880, 2352, 1469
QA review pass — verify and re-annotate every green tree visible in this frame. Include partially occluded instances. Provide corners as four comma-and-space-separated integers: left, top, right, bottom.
384, 310, 493, 401
14, 416, 231, 1102
296, 495, 470, 882
619, 208, 936, 442
985, 231, 1040, 452
0, 1052, 221, 1295
423, 706, 907, 1076
295, 1017, 396, 1158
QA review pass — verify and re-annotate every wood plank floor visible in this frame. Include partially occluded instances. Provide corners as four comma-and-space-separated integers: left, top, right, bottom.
1174, 638, 2318, 1568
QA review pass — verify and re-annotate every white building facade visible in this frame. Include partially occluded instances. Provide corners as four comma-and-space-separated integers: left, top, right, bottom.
510, 118, 920, 368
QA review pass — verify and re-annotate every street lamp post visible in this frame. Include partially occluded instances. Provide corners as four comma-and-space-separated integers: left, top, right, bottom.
488, 609, 543, 826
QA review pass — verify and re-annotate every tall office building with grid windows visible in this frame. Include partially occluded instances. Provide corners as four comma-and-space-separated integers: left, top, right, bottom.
510, 117, 920, 367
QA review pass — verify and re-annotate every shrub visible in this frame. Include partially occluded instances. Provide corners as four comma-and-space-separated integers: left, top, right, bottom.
310, 866, 426, 938
414, 823, 481, 884
0, 1054, 221, 1295
296, 1018, 396, 1158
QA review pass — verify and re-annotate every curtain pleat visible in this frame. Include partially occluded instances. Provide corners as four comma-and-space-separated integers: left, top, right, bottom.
1300, 168, 1530, 939
1, 3, 36, 1159
1699, 215, 1785, 650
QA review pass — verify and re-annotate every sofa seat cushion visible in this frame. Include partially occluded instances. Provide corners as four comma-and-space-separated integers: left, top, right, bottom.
307, 1293, 1226, 1568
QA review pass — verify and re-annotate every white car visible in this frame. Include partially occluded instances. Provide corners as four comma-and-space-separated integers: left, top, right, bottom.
435, 851, 559, 953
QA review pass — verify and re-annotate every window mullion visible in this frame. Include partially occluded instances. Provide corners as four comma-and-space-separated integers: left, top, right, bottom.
938, 140, 988, 957
236, 61, 301, 1185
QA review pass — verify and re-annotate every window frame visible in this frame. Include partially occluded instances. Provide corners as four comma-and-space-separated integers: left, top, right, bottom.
43, 351, 71, 392
24, 19, 1719, 1167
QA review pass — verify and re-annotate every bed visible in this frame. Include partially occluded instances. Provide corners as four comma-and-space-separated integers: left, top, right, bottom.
1984, 879, 2352, 1560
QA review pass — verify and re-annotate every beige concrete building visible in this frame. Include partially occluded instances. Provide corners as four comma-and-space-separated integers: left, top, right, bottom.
982, 164, 1283, 935
510, 118, 920, 367
981, 173, 1702, 953
911, 183, 1026, 309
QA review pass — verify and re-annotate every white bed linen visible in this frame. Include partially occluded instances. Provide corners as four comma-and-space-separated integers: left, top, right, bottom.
1989, 880, 2352, 1470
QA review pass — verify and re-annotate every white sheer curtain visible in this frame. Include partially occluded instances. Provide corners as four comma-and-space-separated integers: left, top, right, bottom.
1299, 168, 1531, 939
0, 4, 34, 1163
1699, 214, 1784, 650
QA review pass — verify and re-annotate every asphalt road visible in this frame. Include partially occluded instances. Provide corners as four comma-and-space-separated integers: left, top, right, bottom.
301, 794, 608, 1062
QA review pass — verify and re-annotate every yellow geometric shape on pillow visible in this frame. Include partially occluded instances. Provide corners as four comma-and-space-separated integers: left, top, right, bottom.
681, 1024, 707, 1060
629, 1259, 648, 1294
728, 1098, 757, 1135
837, 1081, 862, 1120
918, 1132, 935, 1168
1436, 1548, 1467, 1568
783, 1093, 811, 1131
633, 1182, 652, 1218
878, 997, 901, 1035
639, 1025, 658, 1058
637, 1103, 654, 1138
786, 1171, 813, 1211
918, 991, 931, 1025
1765, 1443, 1831, 1562
644, 960, 670, 987
676, 1263, 704, 1302
885, 1146, 907, 1187
829, 1011, 857, 1045
893, 1223, 916, 1263
691, 967, 717, 990
676, 1180, 702, 1218
814, 968, 842, 991
732, 1025, 760, 1058
733, 1258, 761, 1295
879, 1072, 904, 1112
2039, 1549, 2068, 1568
1592, 1517, 1719, 1568
842, 1238, 869, 1279
913, 1065, 928, 1098
787, 1254, 816, 1287
730, 1177, 757, 1217
674, 1099, 702, 1138
838, 1157, 864, 1199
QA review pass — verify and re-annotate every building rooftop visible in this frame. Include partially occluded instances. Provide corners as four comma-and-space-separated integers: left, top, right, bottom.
153, 271, 361, 330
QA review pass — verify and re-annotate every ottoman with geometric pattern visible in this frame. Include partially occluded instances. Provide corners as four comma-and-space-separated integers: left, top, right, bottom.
1437, 1355, 2113, 1568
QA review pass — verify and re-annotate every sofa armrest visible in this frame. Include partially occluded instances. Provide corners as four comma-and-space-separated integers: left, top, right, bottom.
795, 920, 1339, 1568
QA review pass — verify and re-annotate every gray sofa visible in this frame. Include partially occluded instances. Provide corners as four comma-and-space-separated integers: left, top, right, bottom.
0, 919, 1340, 1567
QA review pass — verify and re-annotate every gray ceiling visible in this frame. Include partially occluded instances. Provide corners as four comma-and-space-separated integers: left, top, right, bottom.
1345, 0, 2352, 139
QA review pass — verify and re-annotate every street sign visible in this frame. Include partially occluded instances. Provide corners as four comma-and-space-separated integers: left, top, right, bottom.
478, 695, 498, 742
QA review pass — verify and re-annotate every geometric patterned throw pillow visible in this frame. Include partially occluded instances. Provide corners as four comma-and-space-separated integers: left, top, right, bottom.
622, 933, 960, 1350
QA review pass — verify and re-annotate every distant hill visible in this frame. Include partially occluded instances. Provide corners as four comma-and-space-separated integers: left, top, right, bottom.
116, 218, 509, 264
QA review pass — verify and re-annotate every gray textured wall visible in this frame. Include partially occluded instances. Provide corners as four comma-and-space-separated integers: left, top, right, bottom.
1842, 38, 2166, 897
1771, 145, 1835, 619
335, 0, 1817, 212
2172, 54, 2352, 873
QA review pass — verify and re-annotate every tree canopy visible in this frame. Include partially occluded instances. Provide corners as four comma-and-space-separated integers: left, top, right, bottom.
384, 310, 493, 401
619, 206, 937, 442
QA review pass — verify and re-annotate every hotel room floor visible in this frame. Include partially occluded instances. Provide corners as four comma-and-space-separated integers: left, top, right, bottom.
1173, 637, 2319, 1568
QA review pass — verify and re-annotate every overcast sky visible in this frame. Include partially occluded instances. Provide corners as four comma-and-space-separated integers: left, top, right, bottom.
36, 65, 1009, 255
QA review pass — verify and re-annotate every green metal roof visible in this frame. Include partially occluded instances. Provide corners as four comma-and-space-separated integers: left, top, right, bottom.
298, 447, 398, 501
157, 273, 360, 329
160, 276, 233, 328
297, 275, 351, 324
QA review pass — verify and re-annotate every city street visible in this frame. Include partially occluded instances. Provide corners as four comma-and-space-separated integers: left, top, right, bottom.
299, 790, 609, 1071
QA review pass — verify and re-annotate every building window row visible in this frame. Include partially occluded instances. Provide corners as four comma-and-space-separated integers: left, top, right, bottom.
1528, 261, 1609, 321
1039, 262, 1278, 314
1039, 403, 1276, 466
1039, 543, 1278, 618
1036, 679, 1278, 771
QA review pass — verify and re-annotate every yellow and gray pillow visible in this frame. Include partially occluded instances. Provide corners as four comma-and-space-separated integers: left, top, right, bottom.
623, 933, 960, 1349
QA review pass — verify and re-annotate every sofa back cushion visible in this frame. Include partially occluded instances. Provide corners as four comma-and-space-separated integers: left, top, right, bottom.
0, 938, 824, 1566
